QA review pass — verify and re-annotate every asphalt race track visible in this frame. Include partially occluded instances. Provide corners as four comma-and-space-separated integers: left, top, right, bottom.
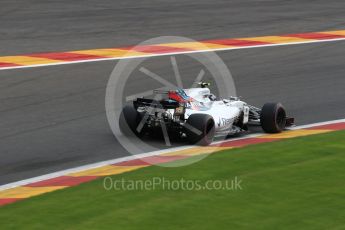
1, 0, 345, 185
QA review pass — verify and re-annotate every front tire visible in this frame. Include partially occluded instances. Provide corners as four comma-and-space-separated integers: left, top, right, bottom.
260, 103, 286, 133
185, 114, 215, 146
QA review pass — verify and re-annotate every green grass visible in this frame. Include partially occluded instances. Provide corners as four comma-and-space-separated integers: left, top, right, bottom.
1, 131, 345, 230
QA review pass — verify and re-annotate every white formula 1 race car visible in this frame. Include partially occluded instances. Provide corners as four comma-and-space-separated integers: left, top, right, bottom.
120, 82, 294, 145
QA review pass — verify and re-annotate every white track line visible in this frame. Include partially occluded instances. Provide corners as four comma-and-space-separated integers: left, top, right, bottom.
1, 38, 345, 71
1, 118, 344, 191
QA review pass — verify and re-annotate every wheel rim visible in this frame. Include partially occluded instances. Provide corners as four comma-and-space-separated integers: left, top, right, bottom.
204, 120, 215, 143
276, 108, 286, 130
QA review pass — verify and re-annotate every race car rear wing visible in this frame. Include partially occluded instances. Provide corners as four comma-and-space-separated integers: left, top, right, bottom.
133, 98, 180, 109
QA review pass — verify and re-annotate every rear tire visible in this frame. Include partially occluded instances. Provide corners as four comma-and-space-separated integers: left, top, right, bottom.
119, 105, 142, 136
185, 114, 215, 146
260, 103, 286, 133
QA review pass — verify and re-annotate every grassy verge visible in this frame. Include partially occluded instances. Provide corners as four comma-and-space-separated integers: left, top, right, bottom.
1, 131, 345, 229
